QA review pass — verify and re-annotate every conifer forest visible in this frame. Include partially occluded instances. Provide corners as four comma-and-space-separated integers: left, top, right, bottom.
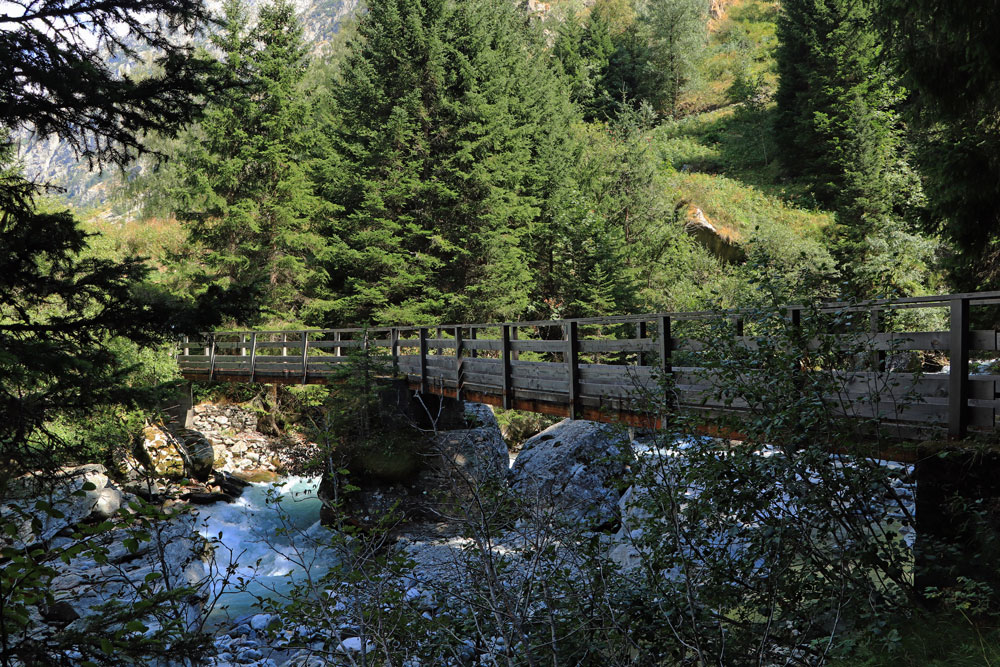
4, 1, 1000, 665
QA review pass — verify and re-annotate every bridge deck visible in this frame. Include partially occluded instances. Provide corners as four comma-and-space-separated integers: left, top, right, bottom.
177, 291, 1000, 451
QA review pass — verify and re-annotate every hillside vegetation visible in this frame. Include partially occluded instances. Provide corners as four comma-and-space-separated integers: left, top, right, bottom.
6, 0, 1000, 662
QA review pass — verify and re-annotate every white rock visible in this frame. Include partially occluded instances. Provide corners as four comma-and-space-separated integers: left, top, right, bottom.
250, 613, 272, 631
337, 637, 375, 653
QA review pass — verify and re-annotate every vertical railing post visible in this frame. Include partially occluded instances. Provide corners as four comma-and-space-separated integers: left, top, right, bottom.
658, 315, 672, 409
455, 326, 464, 401
248, 332, 258, 384
241, 333, 247, 356
949, 297, 970, 439
502, 324, 513, 410
391, 328, 400, 376
658, 316, 672, 375
419, 327, 429, 394
281, 332, 287, 359
566, 321, 580, 420
470, 327, 478, 359
300, 332, 309, 384
208, 334, 217, 383
182, 335, 190, 358
637, 320, 647, 366
334, 331, 342, 359
870, 308, 886, 372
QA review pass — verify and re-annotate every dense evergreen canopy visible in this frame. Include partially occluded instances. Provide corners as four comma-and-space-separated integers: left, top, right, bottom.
318, 0, 578, 324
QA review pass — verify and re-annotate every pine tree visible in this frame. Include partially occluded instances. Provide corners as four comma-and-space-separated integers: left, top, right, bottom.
775, 0, 929, 297
775, 0, 902, 214
640, 0, 710, 117
319, 0, 576, 325
166, 0, 327, 324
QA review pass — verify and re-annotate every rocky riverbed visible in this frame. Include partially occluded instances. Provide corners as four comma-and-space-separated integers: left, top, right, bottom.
2, 400, 918, 665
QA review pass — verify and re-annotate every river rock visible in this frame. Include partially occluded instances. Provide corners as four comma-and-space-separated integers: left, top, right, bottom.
1, 465, 111, 546
49, 513, 209, 630
174, 429, 216, 481
416, 403, 509, 514
92, 486, 122, 519
510, 419, 632, 527
138, 424, 186, 478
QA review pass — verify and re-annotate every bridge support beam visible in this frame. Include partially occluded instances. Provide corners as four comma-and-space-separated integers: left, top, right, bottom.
915, 447, 1000, 602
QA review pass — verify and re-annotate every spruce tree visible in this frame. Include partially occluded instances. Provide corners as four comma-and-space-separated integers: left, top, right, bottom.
640, 0, 710, 117
775, 0, 901, 214
319, 0, 576, 325
166, 0, 327, 324
775, 0, 929, 297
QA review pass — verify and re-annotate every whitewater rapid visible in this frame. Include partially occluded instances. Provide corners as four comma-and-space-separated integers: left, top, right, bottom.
192, 476, 333, 627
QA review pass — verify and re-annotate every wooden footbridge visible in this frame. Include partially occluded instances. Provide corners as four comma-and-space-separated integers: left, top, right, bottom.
176, 291, 1000, 448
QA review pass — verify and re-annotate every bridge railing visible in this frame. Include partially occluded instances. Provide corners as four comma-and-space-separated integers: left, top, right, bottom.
176, 291, 1000, 439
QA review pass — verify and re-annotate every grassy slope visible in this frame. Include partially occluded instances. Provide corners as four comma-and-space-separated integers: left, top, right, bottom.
632, 0, 840, 316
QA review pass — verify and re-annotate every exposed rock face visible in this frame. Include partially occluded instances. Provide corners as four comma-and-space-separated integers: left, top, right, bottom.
684, 205, 746, 263
417, 403, 509, 513
2, 467, 208, 645
48, 514, 208, 630
192, 402, 319, 476
510, 419, 633, 527
322, 402, 510, 525
139, 425, 186, 478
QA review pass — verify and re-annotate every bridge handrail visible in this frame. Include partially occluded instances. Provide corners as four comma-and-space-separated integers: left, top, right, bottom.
178, 290, 1000, 337
175, 290, 1000, 441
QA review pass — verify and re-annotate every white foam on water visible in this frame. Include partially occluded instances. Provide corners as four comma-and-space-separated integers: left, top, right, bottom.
193, 476, 334, 627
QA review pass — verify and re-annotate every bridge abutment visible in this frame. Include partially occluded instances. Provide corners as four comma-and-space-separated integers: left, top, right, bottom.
915, 447, 1000, 603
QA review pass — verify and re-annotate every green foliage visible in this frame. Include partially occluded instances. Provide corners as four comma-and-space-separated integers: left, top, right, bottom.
878, 0, 1000, 291
305, 334, 424, 482
0, 160, 182, 473
640, 0, 710, 117
831, 611, 1000, 666
774, 0, 922, 232
0, 0, 214, 166
159, 0, 329, 324
318, 0, 582, 325
615, 300, 924, 662
1, 495, 211, 665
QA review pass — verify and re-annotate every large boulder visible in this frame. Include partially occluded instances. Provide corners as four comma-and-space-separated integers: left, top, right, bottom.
1, 465, 111, 547
137, 425, 215, 481
510, 420, 632, 527
48, 513, 208, 630
174, 429, 215, 481
139, 425, 186, 478
415, 403, 509, 515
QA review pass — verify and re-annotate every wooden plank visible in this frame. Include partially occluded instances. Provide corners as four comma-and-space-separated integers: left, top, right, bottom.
510, 362, 569, 381
300, 332, 308, 384
578, 364, 656, 381
512, 375, 568, 394
462, 371, 503, 388
578, 339, 658, 354
455, 327, 464, 401
510, 339, 564, 353
502, 325, 512, 410
950, 298, 971, 437
567, 321, 580, 420
419, 328, 428, 394
464, 339, 503, 352
464, 358, 501, 373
